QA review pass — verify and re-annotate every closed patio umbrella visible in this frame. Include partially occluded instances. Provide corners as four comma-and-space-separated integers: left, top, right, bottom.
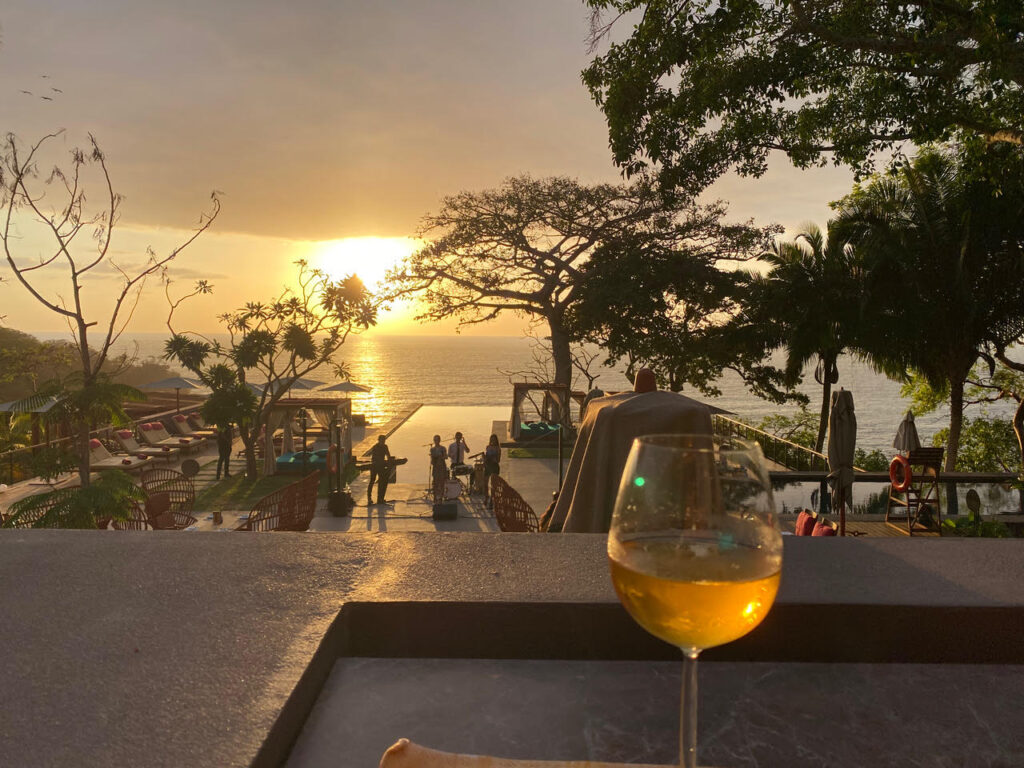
893, 410, 921, 454
827, 389, 857, 536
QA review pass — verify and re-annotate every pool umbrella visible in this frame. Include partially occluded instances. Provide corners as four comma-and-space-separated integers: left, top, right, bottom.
893, 410, 921, 454
139, 376, 206, 412
319, 380, 371, 394
827, 389, 857, 536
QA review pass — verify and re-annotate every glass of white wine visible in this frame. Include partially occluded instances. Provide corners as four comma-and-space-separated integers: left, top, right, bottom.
607, 434, 783, 768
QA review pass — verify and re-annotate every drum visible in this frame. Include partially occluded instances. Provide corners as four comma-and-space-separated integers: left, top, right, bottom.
452, 463, 472, 477
444, 478, 462, 501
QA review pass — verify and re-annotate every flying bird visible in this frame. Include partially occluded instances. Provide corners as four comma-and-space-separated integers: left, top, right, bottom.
41, 96, 53, 101
40, 74, 50, 79
51, 87, 63, 94
20, 90, 32, 95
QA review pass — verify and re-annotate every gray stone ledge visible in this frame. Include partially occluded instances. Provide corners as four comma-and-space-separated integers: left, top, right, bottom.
0, 533, 1022, 767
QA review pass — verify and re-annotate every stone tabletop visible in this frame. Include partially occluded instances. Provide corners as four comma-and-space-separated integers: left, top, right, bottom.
0, 533, 1022, 768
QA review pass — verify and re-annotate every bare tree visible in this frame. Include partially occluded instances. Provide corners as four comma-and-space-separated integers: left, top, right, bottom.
1, 131, 220, 486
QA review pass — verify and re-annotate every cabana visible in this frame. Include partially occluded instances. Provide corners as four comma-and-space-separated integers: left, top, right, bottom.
507, 383, 576, 442
262, 397, 353, 475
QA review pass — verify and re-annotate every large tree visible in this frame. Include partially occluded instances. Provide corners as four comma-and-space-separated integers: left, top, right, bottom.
741, 223, 862, 453
567, 224, 796, 404
833, 144, 1024, 471
583, 1, 1024, 194
1, 132, 219, 486
164, 261, 376, 479
391, 174, 767, 389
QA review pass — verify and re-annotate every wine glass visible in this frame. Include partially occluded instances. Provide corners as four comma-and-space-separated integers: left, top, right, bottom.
607, 433, 783, 768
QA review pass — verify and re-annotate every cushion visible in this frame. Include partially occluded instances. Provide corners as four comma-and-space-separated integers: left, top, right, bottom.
173, 415, 187, 422
121, 458, 132, 465
795, 509, 817, 536
140, 423, 152, 431
812, 520, 837, 536
116, 430, 133, 439
89, 438, 103, 448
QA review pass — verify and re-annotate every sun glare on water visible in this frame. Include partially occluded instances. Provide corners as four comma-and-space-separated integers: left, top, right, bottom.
313, 236, 418, 289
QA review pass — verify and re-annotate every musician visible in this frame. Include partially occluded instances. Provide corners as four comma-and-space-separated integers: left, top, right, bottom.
447, 431, 470, 478
429, 434, 447, 504
366, 434, 392, 505
483, 433, 501, 508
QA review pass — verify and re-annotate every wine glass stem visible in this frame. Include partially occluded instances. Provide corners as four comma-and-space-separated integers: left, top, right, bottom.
680, 649, 699, 768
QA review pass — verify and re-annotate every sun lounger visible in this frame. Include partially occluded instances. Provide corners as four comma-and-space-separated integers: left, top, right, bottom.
114, 429, 180, 461
170, 413, 215, 439
88, 438, 153, 471
140, 422, 201, 452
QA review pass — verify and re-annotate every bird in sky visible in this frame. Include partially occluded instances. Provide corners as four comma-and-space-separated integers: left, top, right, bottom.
40, 96, 53, 101
20, 89, 32, 95
51, 88, 63, 94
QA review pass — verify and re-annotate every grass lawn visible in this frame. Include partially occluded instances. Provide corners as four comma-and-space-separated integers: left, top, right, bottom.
194, 471, 332, 511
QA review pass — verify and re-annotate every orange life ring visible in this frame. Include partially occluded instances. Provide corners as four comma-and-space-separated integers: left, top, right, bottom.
889, 455, 912, 492
327, 443, 339, 468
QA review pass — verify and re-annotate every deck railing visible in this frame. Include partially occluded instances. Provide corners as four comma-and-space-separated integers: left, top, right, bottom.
713, 414, 830, 472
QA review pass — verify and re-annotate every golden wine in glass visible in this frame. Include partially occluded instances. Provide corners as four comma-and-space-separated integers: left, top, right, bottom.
608, 434, 783, 768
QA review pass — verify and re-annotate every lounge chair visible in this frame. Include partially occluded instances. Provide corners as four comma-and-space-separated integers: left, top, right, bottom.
170, 413, 215, 439
139, 422, 193, 451
489, 475, 540, 532
141, 422, 202, 452
140, 467, 195, 515
114, 429, 180, 461
88, 438, 153, 472
236, 471, 320, 531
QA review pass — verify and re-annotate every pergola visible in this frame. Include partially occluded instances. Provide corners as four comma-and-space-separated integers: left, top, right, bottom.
262, 397, 353, 475
507, 382, 575, 441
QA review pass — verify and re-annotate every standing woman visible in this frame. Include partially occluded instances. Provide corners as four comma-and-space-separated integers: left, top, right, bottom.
429, 434, 447, 505
483, 433, 501, 508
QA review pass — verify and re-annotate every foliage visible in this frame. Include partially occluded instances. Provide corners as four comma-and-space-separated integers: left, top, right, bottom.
569, 223, 796, 403
900, 374, 949, 417
932, 417, 1019, 473
941, 516, 1012, 538
583, 1, 1024, 195
740, 222, 862, 450
389, 175, 773, 390
29, 446, 78, 483
2, 469, 145, 529
756, 406, 817, 448
832, 144, 1024, 470
164, 260, 376, 478
853, 449, 889, 472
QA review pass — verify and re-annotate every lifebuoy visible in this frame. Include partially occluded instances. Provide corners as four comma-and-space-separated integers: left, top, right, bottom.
327, 443, 339, 468
889, 455, 912, 492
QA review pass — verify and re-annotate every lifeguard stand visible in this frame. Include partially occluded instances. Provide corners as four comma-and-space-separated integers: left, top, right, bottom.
886, 447, 944, 535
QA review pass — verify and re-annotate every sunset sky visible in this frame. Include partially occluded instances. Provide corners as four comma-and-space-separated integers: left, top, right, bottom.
0, 0, 855, 337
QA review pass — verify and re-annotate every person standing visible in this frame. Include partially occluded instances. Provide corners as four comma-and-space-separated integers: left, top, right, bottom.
447, 431, 470, 477
367, 434, 392, 505
429, 434, 447, 505
483, 433, 501, 508
215, 423, 233, 480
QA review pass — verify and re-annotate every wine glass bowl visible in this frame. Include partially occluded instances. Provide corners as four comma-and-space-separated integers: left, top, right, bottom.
607, 433, 783, 767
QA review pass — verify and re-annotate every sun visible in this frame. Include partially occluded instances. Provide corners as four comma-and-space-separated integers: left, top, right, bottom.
313, 236, 418, 289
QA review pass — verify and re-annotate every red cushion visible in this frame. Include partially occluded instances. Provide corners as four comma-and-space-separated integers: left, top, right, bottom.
812, 520, 837, 536
137, 454, 148, 459
89, 438, 103, 448
140, 423, 152, 431
116, 430, 133, 439
121, 458, 132, 465
162, 446, 171, 452
795, 510, 817, 536
173, 415, 186, 422
179, 439, 189, 444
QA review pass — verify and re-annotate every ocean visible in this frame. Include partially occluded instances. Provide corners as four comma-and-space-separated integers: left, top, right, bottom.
33, 330, 1006, 454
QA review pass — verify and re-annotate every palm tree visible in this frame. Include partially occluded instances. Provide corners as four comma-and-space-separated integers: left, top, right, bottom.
743, 223, 861, 453
833, 145, 1024, 471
